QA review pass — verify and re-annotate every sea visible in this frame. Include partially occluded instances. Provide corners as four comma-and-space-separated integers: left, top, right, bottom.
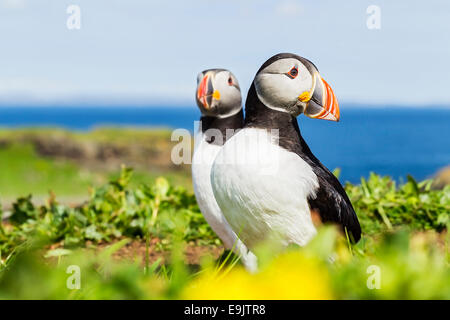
0, 105, 449, 184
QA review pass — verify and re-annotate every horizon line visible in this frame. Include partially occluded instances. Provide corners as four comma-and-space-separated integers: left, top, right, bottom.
0, 102, 449, 109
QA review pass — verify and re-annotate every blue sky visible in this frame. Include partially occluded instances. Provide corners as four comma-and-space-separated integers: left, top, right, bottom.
0, 0, 449, 106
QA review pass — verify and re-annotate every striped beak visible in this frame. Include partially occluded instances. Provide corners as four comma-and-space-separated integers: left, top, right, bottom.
303, 75, 340, 122
197, 74, 213, 109
196, 73, 221, 110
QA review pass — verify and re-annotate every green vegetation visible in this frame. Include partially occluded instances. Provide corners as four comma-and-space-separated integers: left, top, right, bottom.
0, 128, 448, 299
0, 128, 191, 199
0, 167, 448, 299
0, 143, 94, 196
0, 127, 173, 144
346, 173, 449, 233
0, 167, 217, 261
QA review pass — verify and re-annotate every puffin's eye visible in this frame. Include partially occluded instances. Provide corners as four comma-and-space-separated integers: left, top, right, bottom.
287, 66, 299, 79
228, 77, 233, 85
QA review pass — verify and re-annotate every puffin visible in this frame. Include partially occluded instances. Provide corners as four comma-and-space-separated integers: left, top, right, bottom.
211, 53, 361, 251
192, 68, 257, 272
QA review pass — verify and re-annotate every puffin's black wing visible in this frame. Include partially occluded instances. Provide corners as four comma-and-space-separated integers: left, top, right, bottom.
294, 122, 362, 243
307, 160, 362, 243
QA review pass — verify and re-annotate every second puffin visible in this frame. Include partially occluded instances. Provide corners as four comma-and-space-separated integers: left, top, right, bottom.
193, 69, 257, 272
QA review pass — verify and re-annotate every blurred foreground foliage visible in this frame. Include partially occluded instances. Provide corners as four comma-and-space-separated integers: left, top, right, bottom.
0, 228, 448, 299
0, 167, 449, 299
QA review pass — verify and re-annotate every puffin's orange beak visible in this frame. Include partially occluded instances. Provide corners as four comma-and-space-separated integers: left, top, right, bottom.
196, 73, 220, 110
303, 76, 340, 122
197, 74, 210, 109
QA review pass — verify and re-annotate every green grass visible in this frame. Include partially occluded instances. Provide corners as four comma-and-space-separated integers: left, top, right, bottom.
0, 143, 93, 196
0, 127, 173, 143
0, 222, 448, 299
0, 142, 191, 199
0, 128, 449, 299
2, 166, 448, 258
346, 173, 449, 234
0, 167, 217, 259
0, 167, 448, 299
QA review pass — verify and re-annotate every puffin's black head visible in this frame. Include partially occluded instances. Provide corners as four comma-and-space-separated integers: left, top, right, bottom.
196, 69, 242, 118
253, 53, 340, 121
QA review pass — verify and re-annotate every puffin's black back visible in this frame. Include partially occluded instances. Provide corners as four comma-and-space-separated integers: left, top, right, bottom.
245, 84, 362, 243
292, 119, 362, 243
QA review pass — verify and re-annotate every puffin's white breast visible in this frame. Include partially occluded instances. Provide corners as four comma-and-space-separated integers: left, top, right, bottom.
192, 131, 230, 239
192, 131, 257, 271
211, 128, 319, 249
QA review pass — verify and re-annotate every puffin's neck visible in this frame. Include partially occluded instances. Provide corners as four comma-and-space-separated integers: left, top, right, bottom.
244, 83, 305, 153
200, 108, 244, 145
244, 83, 294, 129
244, 83, 326, 173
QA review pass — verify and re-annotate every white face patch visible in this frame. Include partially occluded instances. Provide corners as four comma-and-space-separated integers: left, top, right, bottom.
196, 69, 242, 118
212, 71, 242, 118
254, 58, 314, 115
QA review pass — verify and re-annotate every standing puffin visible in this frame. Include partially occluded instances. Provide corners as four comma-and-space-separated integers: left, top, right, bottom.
211, 54, 361, 250
193, 69, 257, 271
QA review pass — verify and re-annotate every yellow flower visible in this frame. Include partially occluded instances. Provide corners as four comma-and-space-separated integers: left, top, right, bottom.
182, 251, 332, 300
